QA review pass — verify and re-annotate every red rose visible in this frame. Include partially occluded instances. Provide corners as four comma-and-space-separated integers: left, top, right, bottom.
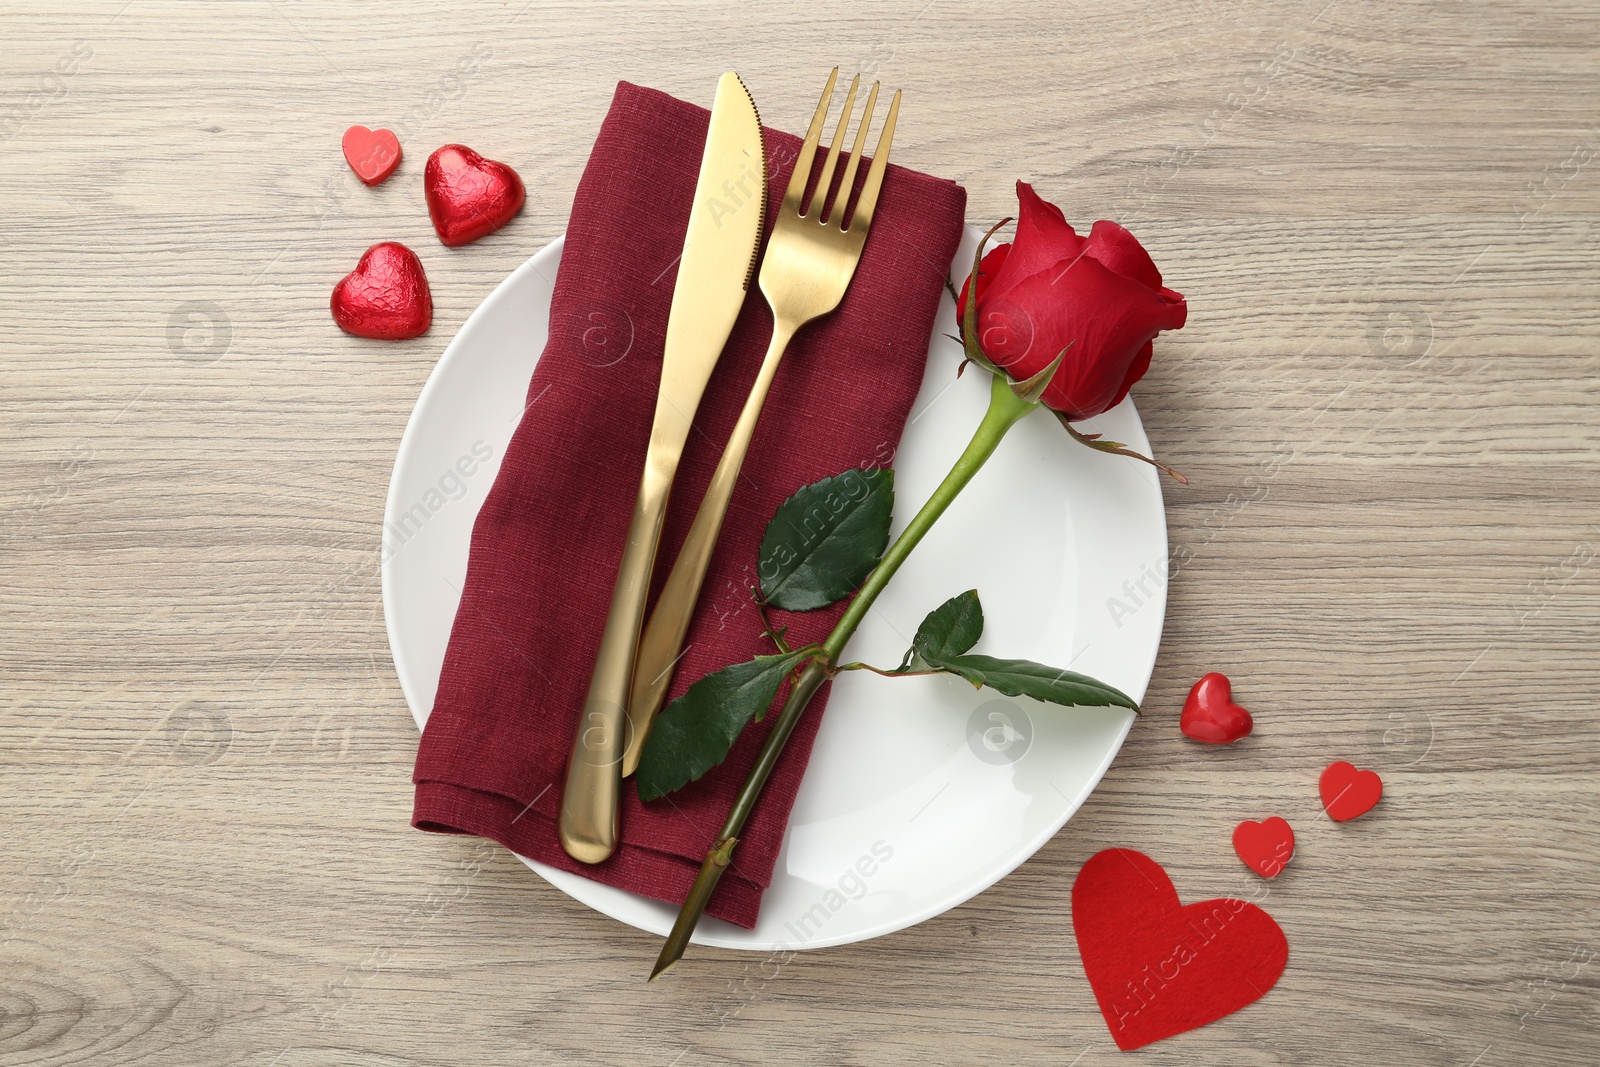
958, 182, 1187, 419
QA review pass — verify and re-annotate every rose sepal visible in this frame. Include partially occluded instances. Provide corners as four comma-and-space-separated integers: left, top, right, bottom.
1009, 346, 1067, 404
958, 218, 1011, 378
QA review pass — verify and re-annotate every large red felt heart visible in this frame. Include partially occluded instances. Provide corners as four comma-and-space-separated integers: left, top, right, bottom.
1073, 849, 1288, 1051
342, 125, 402, 186
1180, 671, 1253, 743
331, 242, 432, 341
1320, 760, 1383, 822
1233, 817, 1295, 878
424, 144, 525, 247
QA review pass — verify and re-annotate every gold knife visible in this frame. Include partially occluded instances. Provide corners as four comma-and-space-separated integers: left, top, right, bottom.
559, 72, 767, 864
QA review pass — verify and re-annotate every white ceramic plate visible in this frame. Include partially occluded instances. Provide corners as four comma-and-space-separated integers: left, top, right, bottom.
383, 225, 1167, 950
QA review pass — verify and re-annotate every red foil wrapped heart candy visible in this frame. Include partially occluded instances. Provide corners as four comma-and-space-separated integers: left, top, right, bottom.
424, 144, 525, 247
330, 241, 432, 341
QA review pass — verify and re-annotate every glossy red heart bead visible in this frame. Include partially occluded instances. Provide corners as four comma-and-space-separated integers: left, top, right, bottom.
1232, 817, 1295, 878
1180, 672, 1253, 744
342, 125, 402, 186
1319, 760, 1383, 822
424, 144, 525, 247
330, 242, 432, 341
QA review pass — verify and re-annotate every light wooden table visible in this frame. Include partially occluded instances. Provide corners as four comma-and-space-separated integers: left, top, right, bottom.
3, 1, 1596, 1064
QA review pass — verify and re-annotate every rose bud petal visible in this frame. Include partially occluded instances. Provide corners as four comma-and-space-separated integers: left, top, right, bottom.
957, 183, 1186, 419
981, 256, 1186, 418
985, 182, 1086, 303
1080, 218, 1165, 292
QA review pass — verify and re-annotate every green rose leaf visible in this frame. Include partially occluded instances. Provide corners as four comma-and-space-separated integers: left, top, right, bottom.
923, 652, 1139, 713
758, 468, 893, 612
636, 650, 808, 802
889, 590, 1137, 712
912, 589, 984, 662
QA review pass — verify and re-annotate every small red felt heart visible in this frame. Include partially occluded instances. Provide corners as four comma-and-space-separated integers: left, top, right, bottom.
424, 144, 525, 247
331, 242, 432, 341
342, 125, 402, 186
1320, 760, 1382, 822
1233, 817, 1295, 878
1180, 672, 1253, 744
1073, 849, 1288, 1051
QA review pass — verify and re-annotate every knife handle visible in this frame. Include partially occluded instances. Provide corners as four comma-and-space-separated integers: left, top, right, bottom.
559, 459, 673, 864
622, 320, 798, 776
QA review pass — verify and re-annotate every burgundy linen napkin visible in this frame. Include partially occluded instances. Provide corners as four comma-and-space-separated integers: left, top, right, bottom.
412, 81, 966, 927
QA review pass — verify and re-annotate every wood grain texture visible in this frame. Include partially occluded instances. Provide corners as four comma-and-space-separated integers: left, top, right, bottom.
2, 0, 1597, 1063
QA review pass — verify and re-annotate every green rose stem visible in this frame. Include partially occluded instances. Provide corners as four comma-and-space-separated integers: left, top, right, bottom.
649, 371, 1038, 980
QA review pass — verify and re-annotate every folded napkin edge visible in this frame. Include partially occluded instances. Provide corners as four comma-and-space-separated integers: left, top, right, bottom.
412, 779, 769, 928
610, 78, 964, 192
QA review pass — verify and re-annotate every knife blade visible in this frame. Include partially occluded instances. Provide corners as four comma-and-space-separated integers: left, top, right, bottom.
559, 72, 767, 864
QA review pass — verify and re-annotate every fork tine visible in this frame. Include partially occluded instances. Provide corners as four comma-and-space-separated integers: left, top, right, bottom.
830, 81, 879, 228
848, 89, 900, 235
811, 74, 859, 220
783, 68, 838, 216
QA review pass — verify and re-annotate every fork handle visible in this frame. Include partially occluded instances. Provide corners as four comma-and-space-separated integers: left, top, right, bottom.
622, 318, 800, 776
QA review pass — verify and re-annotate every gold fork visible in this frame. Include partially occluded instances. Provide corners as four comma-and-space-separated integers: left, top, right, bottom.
621, 69, 900, 775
